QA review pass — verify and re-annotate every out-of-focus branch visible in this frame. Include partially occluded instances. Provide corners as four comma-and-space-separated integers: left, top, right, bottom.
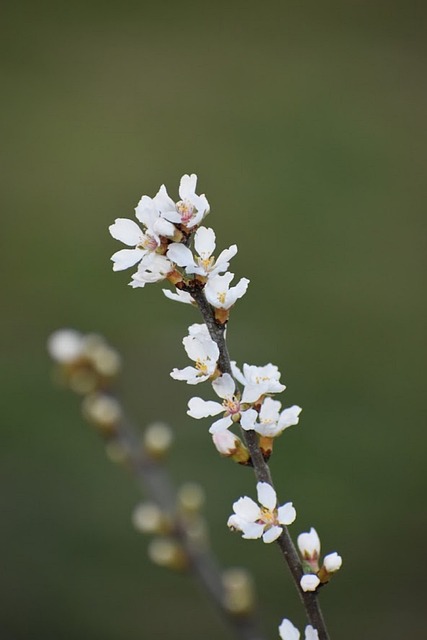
47, 329, 265, 640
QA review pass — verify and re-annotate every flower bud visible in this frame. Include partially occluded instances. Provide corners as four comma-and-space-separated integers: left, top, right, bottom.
297, 527, 320, 572
132, 502, 170, 535
47, 329, 84, 363
143, 422, 174, 458
300, 574, 320, 592
82, 393, 122, 435
147, 537, 187, 570
323, 552, 342, 573
222, 568, 255, 614
212, 431, 250, 465
178, 482, 205, 513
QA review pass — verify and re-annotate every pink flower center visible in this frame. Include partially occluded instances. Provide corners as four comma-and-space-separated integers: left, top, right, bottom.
138, 234, 158, 251
223, 397, 241, 416
176, 199, 196, 224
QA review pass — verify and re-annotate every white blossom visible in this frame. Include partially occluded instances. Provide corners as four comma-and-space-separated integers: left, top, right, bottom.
171, 326, 219, 384
323, 552, 342, 573
204, 272, 249, 309
162, 288, 195, 305
231, 362, 286, 403
109, 194, 176, 272
227, 482, 296, 544
300, 574, 320, 592
240, 397, 302, 437
167, 226, 237, 277
188, 373, 249, 433
156, 174, 210, 229
129, 253, 174, 288
278, 619, 319, 640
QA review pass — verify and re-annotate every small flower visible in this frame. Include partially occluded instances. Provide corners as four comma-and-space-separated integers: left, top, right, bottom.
300, 574, 320, 592
171, 325, 219, 384
240, 397, 302, 437
278, 619, 319, 640
109, 195, 176, 272
227, 482, 296, 543
129, 253, 174, 288
162, 288, 195, 305
323, 552, 342, 573
167, 226, 237, 277
188, 373, 248, 433
231, 362, 286, 403
156, 174, 210, 229
297, 527, 321, 572
204, 272, 249, 309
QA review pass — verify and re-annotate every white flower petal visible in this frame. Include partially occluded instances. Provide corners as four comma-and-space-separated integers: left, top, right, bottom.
179, 173, 198, 199
111, 248, 146, 271
153, 184, 176, 215
277, 502, 297, 526
194, 226, 215, 257
278, 405, 302, 430
233, 496, 260, 522
227, 514, 244, 531
240, 408, 258, 431
187, 397, 223, 419
162, 289, 194, 304
209, 415, 233, 434
109, 218, 143, 246
304, 625, 319, 640
279, 618, 300, 640
241, 522, 265, 539
134, 195, 157, 227
166, 243, 195, 268
256, 482, 277, 511
215, 244, 238, 270
183, 335, 218, 364
212, 373, 235, 399
230, 361, 246, 385
241, 383, 266, 404
170, 366, 199, 382
262, 525, 283, 543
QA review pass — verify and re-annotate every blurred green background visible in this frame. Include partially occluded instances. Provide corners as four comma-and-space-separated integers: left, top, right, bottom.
2, 1, 426, 638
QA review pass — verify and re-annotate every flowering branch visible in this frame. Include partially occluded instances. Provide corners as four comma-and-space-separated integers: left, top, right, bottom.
104, 173, 344, 639
49, 171, 343, 640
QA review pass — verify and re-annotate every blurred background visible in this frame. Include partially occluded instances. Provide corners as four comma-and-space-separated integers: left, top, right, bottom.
1, 1, 426, 638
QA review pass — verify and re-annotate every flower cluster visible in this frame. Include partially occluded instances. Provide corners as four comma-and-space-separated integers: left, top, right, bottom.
297, 527, 343, 592
107, 173, 342, 636
109, 174, 250, 304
